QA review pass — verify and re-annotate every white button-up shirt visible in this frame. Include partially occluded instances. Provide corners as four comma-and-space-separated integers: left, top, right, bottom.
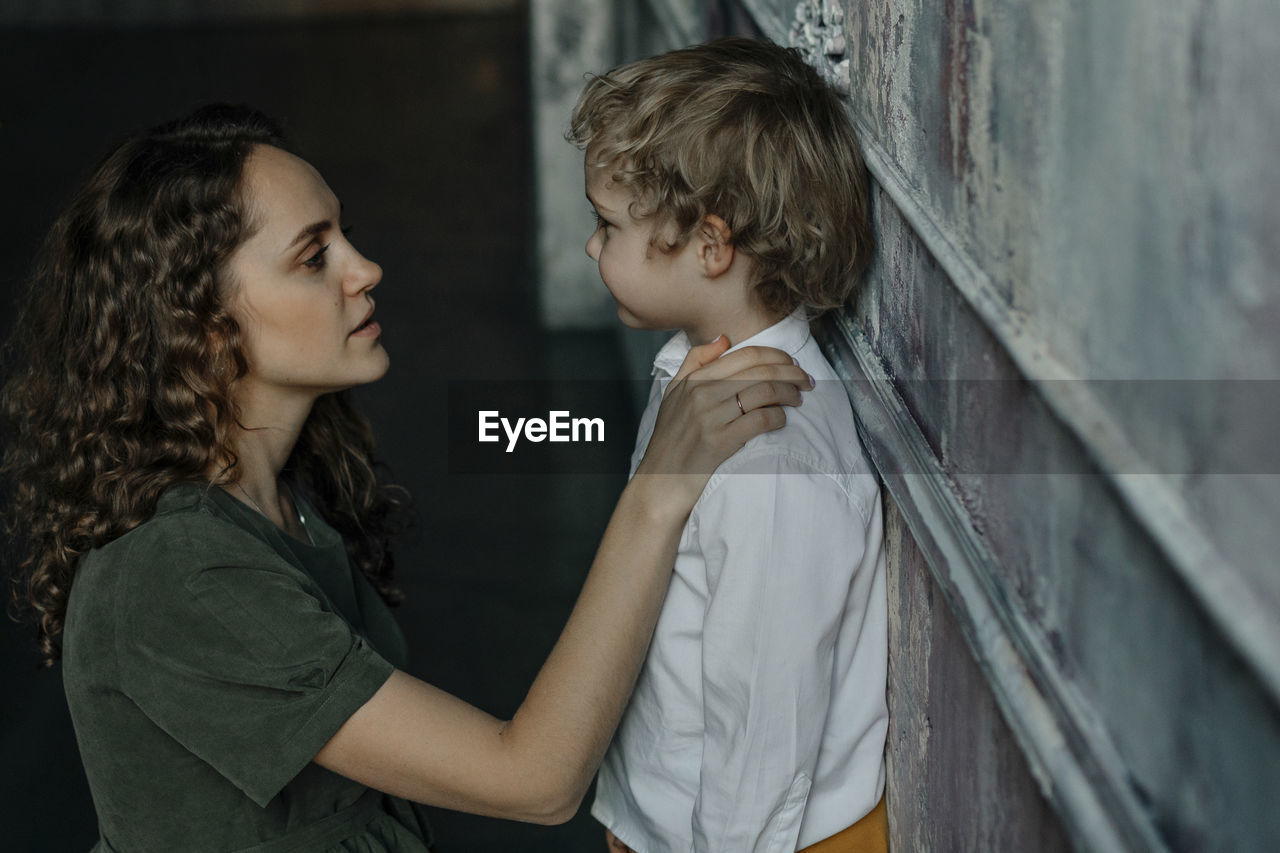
592, 311, 888, 853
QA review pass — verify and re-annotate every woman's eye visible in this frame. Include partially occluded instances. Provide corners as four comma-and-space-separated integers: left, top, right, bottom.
303, 244, 331, 269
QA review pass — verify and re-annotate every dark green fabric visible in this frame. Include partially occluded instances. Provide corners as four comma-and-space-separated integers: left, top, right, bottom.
62, 483, 433, 852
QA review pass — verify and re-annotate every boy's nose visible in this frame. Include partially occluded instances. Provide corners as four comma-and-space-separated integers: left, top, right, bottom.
586, 230, 601, 261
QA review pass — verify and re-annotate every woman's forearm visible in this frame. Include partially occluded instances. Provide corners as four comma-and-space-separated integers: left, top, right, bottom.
313, 476, 693, 824
498, 475, 691, 815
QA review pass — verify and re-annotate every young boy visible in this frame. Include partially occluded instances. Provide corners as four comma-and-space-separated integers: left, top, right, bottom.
570, 38, 888, 853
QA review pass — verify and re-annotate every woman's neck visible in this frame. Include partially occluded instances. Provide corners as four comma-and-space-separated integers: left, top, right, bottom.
221, 385, 316, 531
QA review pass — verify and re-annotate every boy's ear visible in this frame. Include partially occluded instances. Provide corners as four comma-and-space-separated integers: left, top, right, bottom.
696, 214, 735, 278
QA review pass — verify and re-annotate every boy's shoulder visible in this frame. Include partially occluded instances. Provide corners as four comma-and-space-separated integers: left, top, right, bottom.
705, 333, 878, 516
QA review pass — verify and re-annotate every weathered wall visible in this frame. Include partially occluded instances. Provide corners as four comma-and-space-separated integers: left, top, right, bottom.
834, 0, 1280, 623
883, 489, 1073, 853
824, 188, 1280, 850
775, 0, 1280, 849
531, 0, 620, 328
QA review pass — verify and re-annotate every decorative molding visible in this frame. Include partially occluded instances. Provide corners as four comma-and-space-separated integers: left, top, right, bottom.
787, 1, 849, 90
817, 320, 1166, 853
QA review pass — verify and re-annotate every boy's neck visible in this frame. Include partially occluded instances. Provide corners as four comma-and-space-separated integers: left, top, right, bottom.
683, 302, 786, 349
674, 234, 786, 348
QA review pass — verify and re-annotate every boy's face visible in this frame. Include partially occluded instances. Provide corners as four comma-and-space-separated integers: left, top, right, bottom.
584, 156, 703, 334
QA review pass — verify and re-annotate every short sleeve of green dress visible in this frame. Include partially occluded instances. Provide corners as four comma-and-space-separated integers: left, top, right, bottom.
61, 484, 435, 852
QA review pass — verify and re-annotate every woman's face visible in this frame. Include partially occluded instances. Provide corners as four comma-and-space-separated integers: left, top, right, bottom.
224, 145, 388, 406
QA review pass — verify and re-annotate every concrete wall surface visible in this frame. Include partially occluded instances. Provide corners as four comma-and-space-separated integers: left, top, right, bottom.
739, 0, 1280, 850
530, 0, 619, 328
883, 490, 1074, 853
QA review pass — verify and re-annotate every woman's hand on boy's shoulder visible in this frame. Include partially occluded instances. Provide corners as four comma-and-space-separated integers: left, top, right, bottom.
632, 337, 812, 513
657, 336, 814, 465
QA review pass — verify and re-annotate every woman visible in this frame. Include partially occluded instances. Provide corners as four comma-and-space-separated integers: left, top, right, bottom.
1, 104, 809, 851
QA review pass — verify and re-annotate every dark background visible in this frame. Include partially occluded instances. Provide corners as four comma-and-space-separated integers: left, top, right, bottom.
0, 8, 636, 851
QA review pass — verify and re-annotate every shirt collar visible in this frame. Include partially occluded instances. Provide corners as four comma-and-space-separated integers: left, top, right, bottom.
650, 309, 813, 378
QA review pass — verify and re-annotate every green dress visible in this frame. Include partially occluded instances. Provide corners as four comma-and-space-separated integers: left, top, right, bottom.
62, 483, 434, 852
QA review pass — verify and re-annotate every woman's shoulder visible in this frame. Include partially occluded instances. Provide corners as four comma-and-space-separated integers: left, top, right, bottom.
114, 482, 260, 545
78, 483, 299, 597
65, 484, 309, 674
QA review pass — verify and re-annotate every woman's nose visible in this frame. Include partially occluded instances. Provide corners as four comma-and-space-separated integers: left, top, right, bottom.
346, 250, 383, 294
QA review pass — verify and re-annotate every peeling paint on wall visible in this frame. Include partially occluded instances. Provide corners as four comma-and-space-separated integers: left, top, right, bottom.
884, 491, 1075, 853
836, 0, 1280, 845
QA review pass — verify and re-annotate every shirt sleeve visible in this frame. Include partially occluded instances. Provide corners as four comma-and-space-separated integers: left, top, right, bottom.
690, 451, 869, 853
114, 512, 396, 807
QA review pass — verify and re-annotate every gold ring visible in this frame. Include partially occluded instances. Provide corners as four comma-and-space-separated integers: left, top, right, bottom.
735, 392, 745, 415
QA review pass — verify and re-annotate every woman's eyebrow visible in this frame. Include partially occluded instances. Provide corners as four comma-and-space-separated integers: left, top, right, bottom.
283, 201, 344, 253
285, 220, 331, 252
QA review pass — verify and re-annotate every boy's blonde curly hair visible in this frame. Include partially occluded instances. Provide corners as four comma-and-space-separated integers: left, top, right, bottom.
569, 37, 873, 318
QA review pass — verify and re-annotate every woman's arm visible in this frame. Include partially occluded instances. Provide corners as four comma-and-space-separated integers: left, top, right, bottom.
315, 338, 810, 823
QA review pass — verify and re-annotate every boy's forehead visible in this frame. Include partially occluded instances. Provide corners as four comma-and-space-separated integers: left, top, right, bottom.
583, 150, 613, 180
584, 146, 629, 186
583, 142, 612, 169
585, 162, 629, 208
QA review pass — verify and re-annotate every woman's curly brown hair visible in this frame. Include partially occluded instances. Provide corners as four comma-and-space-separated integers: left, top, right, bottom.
1, 104, 409, 666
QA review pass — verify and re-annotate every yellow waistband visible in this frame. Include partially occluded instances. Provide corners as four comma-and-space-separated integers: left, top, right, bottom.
798, 795, 888, 853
